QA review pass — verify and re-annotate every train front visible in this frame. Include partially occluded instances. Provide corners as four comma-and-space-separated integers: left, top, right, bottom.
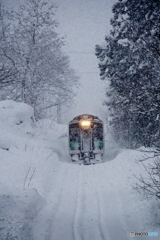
68, 114, 104, 165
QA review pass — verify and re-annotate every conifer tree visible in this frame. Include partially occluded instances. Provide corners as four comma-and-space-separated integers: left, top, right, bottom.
96, 0, 160, 147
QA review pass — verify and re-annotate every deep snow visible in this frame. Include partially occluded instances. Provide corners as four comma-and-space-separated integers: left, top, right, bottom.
0, 100, 159, 240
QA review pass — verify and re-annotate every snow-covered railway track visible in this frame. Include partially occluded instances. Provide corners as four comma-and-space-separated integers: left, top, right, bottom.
34, 162, 110, 240
72, 165, 107, 240
33, 162, 69, 240
72, 164, 107, 240
48, 163, 80, 240
84, 165, 106, 240
72, 165, 85, 240
44, 164, 70, 240
33, 157, 131, 240
92, 165, 107, 240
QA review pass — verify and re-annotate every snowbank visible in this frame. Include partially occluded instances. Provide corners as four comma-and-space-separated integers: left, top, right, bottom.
0, 100, 45, 239
0, 184, 44, 240
37, 118, 67, 140
0, 100, 34, 127
0, 100, 65, 240
0, 100, 35, 151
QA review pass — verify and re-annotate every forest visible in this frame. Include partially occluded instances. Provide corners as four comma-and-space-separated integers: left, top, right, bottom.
96, 0, 160, 148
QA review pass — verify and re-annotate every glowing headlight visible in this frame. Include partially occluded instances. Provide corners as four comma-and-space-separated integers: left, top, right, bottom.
80, 120, 91, 128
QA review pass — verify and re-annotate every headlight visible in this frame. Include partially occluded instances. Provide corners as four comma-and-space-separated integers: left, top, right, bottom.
80, 120, 91, 128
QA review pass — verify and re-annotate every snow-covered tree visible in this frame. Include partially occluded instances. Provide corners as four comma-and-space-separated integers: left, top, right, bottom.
96, 0, 160, 147
0, 0, 78, 119
0, 1, 17, 89
136, 155, 160, 201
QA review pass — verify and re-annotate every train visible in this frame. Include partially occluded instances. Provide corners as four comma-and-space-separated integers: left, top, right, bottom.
68, 114, 104, 165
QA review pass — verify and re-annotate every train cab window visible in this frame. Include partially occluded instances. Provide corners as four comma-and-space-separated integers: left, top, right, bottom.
69, 123, 80, 150
92, 122, 103, 150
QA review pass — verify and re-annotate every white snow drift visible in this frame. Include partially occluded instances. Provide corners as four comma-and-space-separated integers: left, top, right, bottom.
0, 100, 159, 240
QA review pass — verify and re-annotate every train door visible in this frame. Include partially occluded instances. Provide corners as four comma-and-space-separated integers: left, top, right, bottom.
80, 129, 92, 152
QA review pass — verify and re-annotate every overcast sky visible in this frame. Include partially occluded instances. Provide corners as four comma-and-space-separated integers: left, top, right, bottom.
55, 0, 116, 121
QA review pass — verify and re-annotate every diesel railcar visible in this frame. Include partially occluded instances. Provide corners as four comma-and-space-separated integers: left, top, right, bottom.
69, 114, 104, 165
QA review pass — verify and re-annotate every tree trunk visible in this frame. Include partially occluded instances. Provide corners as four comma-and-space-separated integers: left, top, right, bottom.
57, 102, 61, 124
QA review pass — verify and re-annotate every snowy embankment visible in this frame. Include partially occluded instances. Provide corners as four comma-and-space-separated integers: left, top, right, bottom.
0, 100, 159, 240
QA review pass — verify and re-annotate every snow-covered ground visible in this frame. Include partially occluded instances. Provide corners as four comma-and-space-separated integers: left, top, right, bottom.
0, 100, 159, 240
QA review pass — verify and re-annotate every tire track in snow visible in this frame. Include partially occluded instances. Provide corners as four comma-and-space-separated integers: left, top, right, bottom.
72, 165, 85, 240
44, 163, 69, 240
92, 165, 106, 240
81, 165, 106, 240
48, 163, 81, 240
